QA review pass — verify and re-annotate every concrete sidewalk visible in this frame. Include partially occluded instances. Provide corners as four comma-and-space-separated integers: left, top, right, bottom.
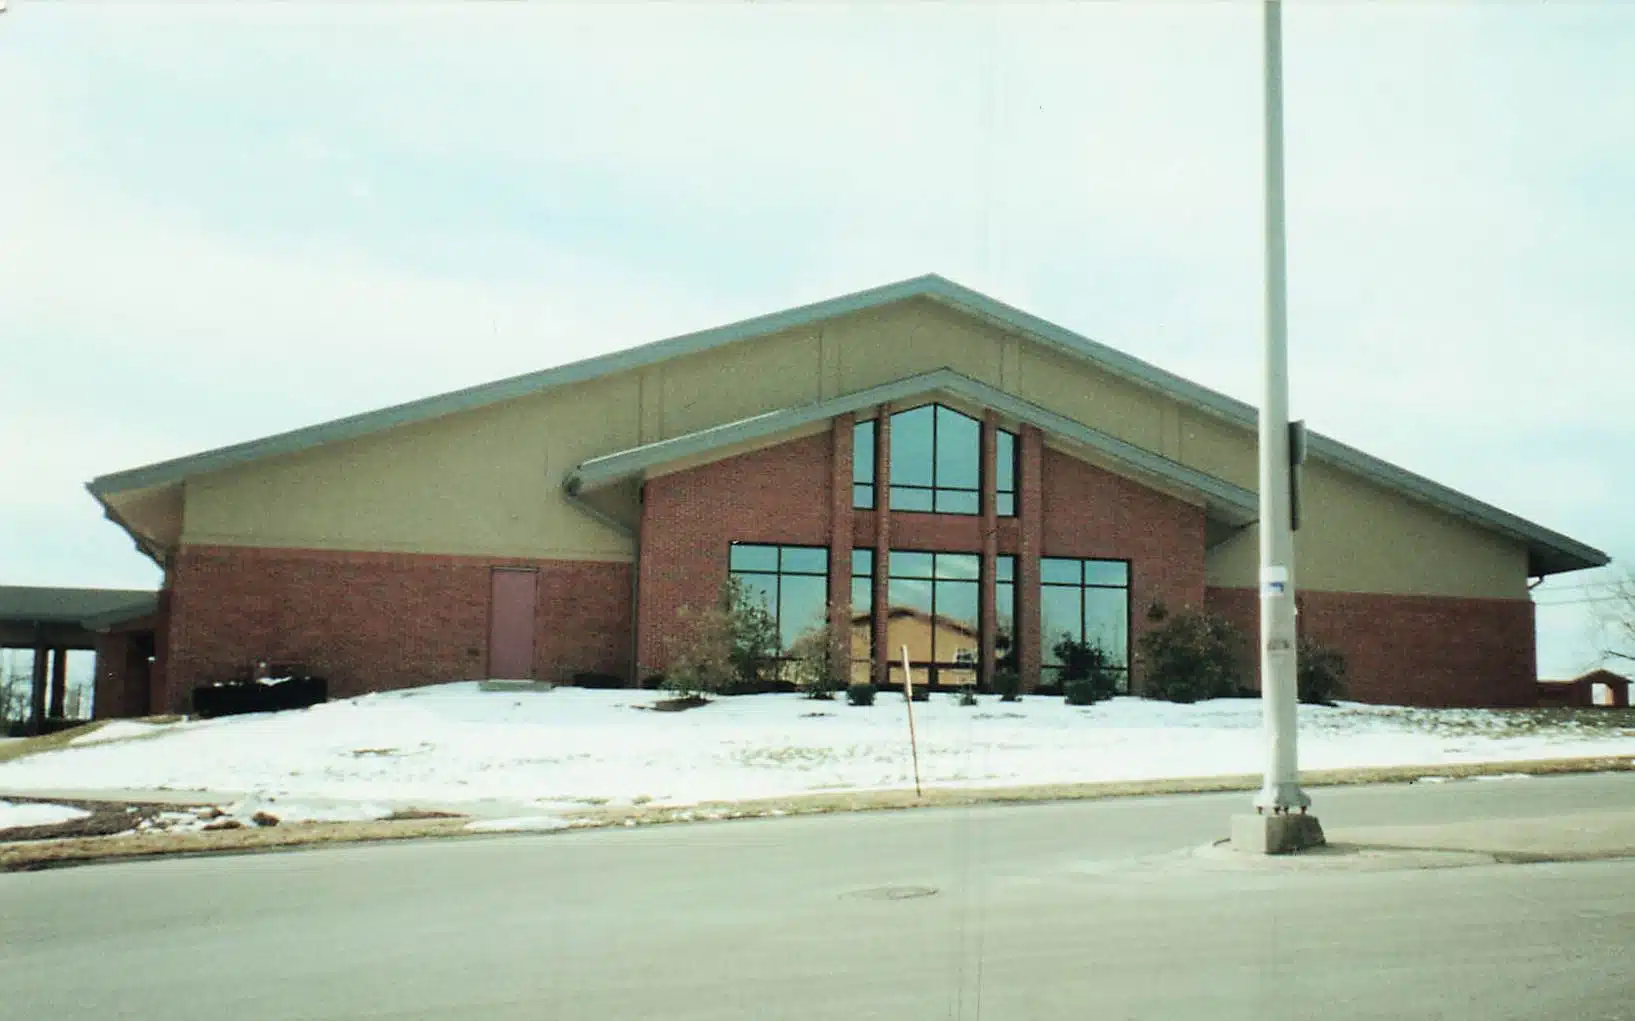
1330, 809, 1635, 861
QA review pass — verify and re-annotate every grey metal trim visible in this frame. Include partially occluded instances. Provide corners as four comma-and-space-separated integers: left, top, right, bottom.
569, 370, 1261, 527
86, 273, 1607, 575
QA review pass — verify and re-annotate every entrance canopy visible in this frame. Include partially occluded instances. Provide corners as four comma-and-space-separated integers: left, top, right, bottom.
0, 586, 157, 651
1, 587, 157, 731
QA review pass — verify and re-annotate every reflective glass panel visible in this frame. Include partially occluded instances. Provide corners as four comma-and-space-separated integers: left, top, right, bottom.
889, 406, 936, 487
729, 544, 778, 572
778, 574, 829, 651
934, 407, 981, 490
780, 547, 828, 575
1084, 560, 1129, 587
1041, 558, 1081, 585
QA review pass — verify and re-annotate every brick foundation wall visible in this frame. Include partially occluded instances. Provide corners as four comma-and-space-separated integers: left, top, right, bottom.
1205, 586, 1537, 707
1041, 446, 1207, 693
165, 545, 631, 713
638, 431, 834, 675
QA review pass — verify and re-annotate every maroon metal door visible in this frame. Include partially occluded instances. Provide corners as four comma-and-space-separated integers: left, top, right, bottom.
488, 569, 538, 680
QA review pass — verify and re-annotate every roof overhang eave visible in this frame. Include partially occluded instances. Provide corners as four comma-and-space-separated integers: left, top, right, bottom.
568, 369, 1260, 527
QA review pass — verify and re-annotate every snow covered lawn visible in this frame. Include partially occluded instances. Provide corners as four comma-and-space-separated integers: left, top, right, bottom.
0, 684, 1631, 814
0, 800, 91, 831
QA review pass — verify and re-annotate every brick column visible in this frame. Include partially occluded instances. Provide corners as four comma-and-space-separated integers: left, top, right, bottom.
48, 647, 68, 718
828, 414, 855, 677
1017, 424, 1044, 691
154, 571, 174, 713
979, 412, 999, 691
28, 640, 47, 734
872, 407, 892, 686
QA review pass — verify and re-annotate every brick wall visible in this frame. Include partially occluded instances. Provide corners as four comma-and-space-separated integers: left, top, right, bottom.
1040, 446, 1207, 692
93, 626, 154, 720
1205, 586, 1537, 707
638, 431, 834, 675
165, 545, 631, 712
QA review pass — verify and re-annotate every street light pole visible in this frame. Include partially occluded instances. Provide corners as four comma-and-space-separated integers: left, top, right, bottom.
1233, 0, 1321, 851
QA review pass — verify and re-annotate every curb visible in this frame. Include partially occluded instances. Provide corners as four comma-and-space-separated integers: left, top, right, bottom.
4, 754, 1632, 872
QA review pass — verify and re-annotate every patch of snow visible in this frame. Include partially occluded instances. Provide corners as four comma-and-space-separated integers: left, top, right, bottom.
0, 800, 91, 831
463, 815, 573, 833
3, 684, 1633, 812
1469, 772, 1533, 782
72, 721, 174, 746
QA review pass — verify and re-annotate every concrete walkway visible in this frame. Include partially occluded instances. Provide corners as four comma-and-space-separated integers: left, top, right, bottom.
1331, 809, 1635, 860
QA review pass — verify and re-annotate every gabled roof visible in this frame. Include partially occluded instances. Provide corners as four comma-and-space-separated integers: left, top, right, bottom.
86, 273, 1609, 576
567, 369, 1260, 527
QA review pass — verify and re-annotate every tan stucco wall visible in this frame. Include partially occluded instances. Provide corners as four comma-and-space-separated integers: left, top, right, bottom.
657, 326, 823, 439
173, 295, 1528, 599
182, 373, 642, 560
1204, 458, 1529, 599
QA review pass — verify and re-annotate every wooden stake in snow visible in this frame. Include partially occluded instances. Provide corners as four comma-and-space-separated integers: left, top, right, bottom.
901, 645, 923, 798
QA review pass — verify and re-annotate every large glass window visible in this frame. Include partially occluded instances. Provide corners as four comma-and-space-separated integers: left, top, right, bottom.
849, 549, 874, 683
888, 405, 979, 514
994, 555, 1016, 673
852, 419, 876, 510
995, 429, 1018, 517
885, 550, 981, 688
851, 404, 1019, 517
1041, 557, 1130, 692
728, 543, 830, 654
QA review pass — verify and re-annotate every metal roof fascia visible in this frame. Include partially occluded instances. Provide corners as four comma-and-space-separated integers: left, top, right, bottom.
570, 369, 1259, 526
83, 271, 1605, 574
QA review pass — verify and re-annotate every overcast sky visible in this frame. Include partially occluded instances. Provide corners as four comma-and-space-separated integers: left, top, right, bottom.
1, 2, 1628, 678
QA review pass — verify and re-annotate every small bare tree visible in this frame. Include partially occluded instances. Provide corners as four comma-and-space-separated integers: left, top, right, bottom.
787, 620, 843, 700
1604, 573, 1635, 666
0, 660, 31, 726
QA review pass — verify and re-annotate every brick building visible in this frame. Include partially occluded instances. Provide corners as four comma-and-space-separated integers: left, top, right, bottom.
88, 276, 1607, 714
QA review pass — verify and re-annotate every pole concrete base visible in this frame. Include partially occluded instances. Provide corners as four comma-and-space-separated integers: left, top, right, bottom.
1231, 813, 1325, 854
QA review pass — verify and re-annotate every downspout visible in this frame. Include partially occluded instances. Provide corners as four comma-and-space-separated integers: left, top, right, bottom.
562, 474, 642, 688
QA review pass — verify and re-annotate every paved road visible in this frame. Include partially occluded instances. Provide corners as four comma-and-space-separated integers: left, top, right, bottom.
4, 775, 1634, 1021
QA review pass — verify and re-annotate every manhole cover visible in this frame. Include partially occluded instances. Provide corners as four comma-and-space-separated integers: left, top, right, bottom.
845, 885, 939, 901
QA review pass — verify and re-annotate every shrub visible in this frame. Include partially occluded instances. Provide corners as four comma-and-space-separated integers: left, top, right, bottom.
664, 602, 734, 699
1063, 678, 1099, 706
787, 624, 843, 700
666, 578, 781, 699
995, 668, 1021, 703
1137, 603, 1246, 704
958, 688, 978, 707
847, 683, 876, 706
1298, 637, 1348, 706
1052, 635, 1121, 704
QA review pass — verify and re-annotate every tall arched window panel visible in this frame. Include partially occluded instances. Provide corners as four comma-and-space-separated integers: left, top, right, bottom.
851, 405, 1016, 516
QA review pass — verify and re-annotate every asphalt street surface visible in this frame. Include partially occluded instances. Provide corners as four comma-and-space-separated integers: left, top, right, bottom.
4, 774, 1634, 1021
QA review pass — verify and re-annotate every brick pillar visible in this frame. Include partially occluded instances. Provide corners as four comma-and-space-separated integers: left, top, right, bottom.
872, 407, 892, 686
48, 647, 68, 718
29, 641, 47, 734
828, 414, 855, 677
1017, 424, 1044, 691
94, 632, 125, 720
979, 412, 999, 691
154, 572, 174, 714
